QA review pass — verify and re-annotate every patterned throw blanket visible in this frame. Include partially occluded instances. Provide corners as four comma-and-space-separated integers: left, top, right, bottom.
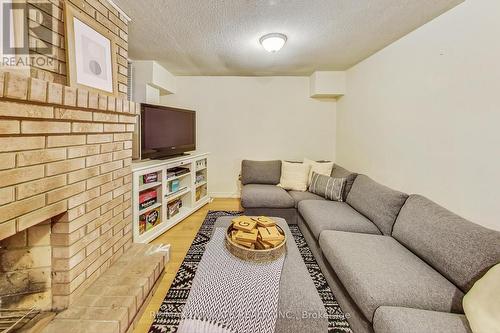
177, 227, 286, 333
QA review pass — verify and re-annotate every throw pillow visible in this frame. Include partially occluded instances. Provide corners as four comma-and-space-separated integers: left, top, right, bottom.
278, 161, 310, 191
463, 263, 500, 333
304, 158, 334, 186
308, 172, 346, 201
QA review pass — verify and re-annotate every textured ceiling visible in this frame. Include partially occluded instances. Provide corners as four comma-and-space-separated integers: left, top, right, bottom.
115, 0, 463, 76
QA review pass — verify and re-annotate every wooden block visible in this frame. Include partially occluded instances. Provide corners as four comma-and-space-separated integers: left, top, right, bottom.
234, 239, 254, 248
234, 229, 258, 243
253, 216, 276, 228
258, 226, 283, 242
232, 216, 257, 232
256, 238, 272, 250
262, 239, 283, 248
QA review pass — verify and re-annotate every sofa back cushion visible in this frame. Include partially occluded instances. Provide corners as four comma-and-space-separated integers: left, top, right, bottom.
392, 194, 500, 293
241, 160, 281, 185
330, 164, 357, 199
346, 175, 408, 235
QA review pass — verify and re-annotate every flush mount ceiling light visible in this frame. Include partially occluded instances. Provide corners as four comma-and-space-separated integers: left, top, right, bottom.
259, 33, 287, 53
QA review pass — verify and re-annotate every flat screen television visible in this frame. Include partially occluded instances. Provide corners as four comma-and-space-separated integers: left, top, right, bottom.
141, 104, 196, 159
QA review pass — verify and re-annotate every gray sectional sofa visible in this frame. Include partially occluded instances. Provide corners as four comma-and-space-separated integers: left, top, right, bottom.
240, 160, 500, 333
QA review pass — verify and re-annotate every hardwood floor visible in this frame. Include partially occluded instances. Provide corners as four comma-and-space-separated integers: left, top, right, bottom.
133, 198, 243, 333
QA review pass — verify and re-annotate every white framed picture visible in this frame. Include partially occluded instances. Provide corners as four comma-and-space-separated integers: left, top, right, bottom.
73, 17, 113, 93
64, 3, 118, 96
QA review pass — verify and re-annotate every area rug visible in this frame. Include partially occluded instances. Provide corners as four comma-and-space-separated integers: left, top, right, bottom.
148, 211, 352, 333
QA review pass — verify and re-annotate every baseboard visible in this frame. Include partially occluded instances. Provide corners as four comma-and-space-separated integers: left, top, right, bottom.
209, 192, 241, 198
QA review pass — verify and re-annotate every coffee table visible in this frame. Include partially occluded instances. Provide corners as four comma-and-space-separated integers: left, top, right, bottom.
214, 216, 328, 333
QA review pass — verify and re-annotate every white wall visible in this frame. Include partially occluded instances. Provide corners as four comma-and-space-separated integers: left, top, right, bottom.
161, 76, 336, 197
336, 0, 500, 230
131, 61, 176, 105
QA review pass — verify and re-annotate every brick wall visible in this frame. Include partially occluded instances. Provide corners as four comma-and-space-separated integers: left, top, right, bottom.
28, 0, 129, 98
0, 70, 139, 310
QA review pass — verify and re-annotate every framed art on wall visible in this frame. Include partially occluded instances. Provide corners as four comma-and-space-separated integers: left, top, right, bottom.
64, 3, 118, 96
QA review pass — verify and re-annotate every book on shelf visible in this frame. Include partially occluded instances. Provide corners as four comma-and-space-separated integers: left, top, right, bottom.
139, 189, 157, 210
169, 179, 180, 192
166, 167, 190, 179
139, 207, 161, 235
167, 199, 182, 218
140, 172, 158, 185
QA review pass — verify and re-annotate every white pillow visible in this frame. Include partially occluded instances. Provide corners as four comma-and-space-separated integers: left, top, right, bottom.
278, 161, 310, 191
463, 263, 500, 333
304, 158, 334, 186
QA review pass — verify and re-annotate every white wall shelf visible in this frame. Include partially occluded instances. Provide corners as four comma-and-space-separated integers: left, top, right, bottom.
138, 202, 162, 216
139, 181, 162, 191
166, 187, 191, 202
166, 172, 191, 182
195, 181, 207, 188
132, 152, 210, 243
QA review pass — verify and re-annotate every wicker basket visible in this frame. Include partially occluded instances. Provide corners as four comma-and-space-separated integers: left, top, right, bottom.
225, 225, 286, 263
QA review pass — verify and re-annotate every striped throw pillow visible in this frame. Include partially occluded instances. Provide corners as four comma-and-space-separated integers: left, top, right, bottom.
308, 172, 346, 202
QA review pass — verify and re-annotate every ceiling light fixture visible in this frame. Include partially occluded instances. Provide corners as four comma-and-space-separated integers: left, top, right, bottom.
259, 33, 287, 53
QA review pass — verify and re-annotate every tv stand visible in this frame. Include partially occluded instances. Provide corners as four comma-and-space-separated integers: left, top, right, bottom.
131, 152, 210, 243
157, 152, 191, 160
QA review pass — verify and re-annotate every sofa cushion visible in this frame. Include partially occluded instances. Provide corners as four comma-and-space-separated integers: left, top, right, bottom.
346, 175, 408, 235
463, 264, 500, 333
330, 164, 357, 200
298, 200, 380, 240
308, 172, 345, 202
319, 230, 464, 322
288, 190, 325, 208
304, 158, 333, 185
241, 160, 281, 185
241, 184, 294, 209
393, 195, 500, 293
278, 161, 310, 191
373, 307, 472, 333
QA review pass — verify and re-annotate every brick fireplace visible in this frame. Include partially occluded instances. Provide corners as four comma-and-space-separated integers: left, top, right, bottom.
0, 70, 140, 312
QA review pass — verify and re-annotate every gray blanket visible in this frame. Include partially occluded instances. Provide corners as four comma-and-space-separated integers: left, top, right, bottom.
178, 227, 285, 333
214, 217, 329, 333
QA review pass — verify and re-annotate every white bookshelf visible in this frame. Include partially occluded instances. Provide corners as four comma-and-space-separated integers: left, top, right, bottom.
132, 152, 210, 243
